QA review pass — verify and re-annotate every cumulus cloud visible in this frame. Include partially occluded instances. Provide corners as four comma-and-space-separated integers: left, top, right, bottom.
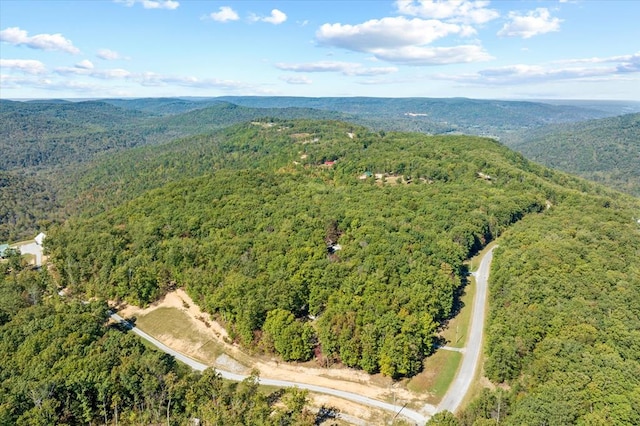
316, 16, 490, 65
0, 27, 80, 54
432, 52, 640, 86
396, 0, 499, 24
317, 17, 468, 50
0, 59, 47, 74
498, 8, 562, 39
276, 61, 398, 76
97, 49, 124, 60
208, 6, 239, 22
279, 75, 313, 85
115, 0, 179, 10
250, 9, 287, 25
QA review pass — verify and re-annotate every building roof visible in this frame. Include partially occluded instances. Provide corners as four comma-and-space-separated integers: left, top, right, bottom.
35, 233, 46, 245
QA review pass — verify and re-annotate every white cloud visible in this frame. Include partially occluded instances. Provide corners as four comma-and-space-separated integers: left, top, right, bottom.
316, 16, 490, 65
373, 44, 493, 65
279, 75, 313, 85
0, 59, 47, 74
396, 0, 499, 24
317, 17, 467, 50
55, 65, 132, 79
263, 9, 287, 24
208, 6, 239, 22
75, 59, 94, 69
250, 9, 287, 25
498, 8, 562, 39
432, 52, 640, 86
276, 61, 398, 76
0, 27, 80, 54
115, 0, 179, 10
97, 49, 124, 60
136, 72, 253, 91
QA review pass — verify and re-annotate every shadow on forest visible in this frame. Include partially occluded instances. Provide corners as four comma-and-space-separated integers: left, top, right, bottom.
435, 264, 470, 345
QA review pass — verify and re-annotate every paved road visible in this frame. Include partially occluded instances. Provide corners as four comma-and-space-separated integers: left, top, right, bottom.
110, 313, 430, 425
436, 246, 496, 414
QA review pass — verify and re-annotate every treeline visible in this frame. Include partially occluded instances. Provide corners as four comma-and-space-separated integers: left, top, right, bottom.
0, 257, 314, 425
48, 120, 569, 378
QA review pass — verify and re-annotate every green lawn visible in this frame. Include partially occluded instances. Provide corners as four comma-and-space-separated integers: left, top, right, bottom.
407, 350, 462, 403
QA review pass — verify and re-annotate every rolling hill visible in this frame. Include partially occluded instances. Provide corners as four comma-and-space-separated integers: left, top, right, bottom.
511, 113, 640, 196
1, 108, 639, 424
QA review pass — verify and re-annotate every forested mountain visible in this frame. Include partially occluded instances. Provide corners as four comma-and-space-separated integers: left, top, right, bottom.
56, 120, 551, 377
0, 100, 349, 171
0, 100, 156, 170
0, 101, 348, 240
3, 110, 640, 424
102, 97, 228, 115
216, 96, 612, 134
0, 257, 314, 425
46, 118, 640, 392
510, 113, 640, 196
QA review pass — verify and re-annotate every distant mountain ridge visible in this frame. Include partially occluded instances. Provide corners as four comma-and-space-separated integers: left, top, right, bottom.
512, 113, 640, 196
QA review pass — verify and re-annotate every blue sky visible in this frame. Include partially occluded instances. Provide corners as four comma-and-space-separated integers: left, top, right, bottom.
1, 0, 638, 99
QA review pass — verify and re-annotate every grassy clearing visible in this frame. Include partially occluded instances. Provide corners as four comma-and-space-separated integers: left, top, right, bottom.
137, 307, 202, 343
407, 350, 462, 403
136, 307, 226, 365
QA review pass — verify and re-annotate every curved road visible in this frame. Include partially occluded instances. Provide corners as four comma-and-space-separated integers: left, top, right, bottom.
436, 246, 496, 414
110, 246, 496, 424
110, 313, 429, 425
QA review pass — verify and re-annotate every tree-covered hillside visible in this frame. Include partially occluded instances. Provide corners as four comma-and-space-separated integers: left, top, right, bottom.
0, 257, 314, 425
0, 102, 349, 241
0, 100, 155, 170
48, 119, 636, 383
4, 114, 640, 424
217, 96, 612, 134
0, 170, 61, 242
510, 113, 640, 196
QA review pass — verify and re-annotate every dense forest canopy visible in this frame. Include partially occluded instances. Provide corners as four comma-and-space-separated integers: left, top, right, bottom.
453, 193, 640, 426
2, 97, 640, 425
47, 119, 638, 384
2, 98, 637, 242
